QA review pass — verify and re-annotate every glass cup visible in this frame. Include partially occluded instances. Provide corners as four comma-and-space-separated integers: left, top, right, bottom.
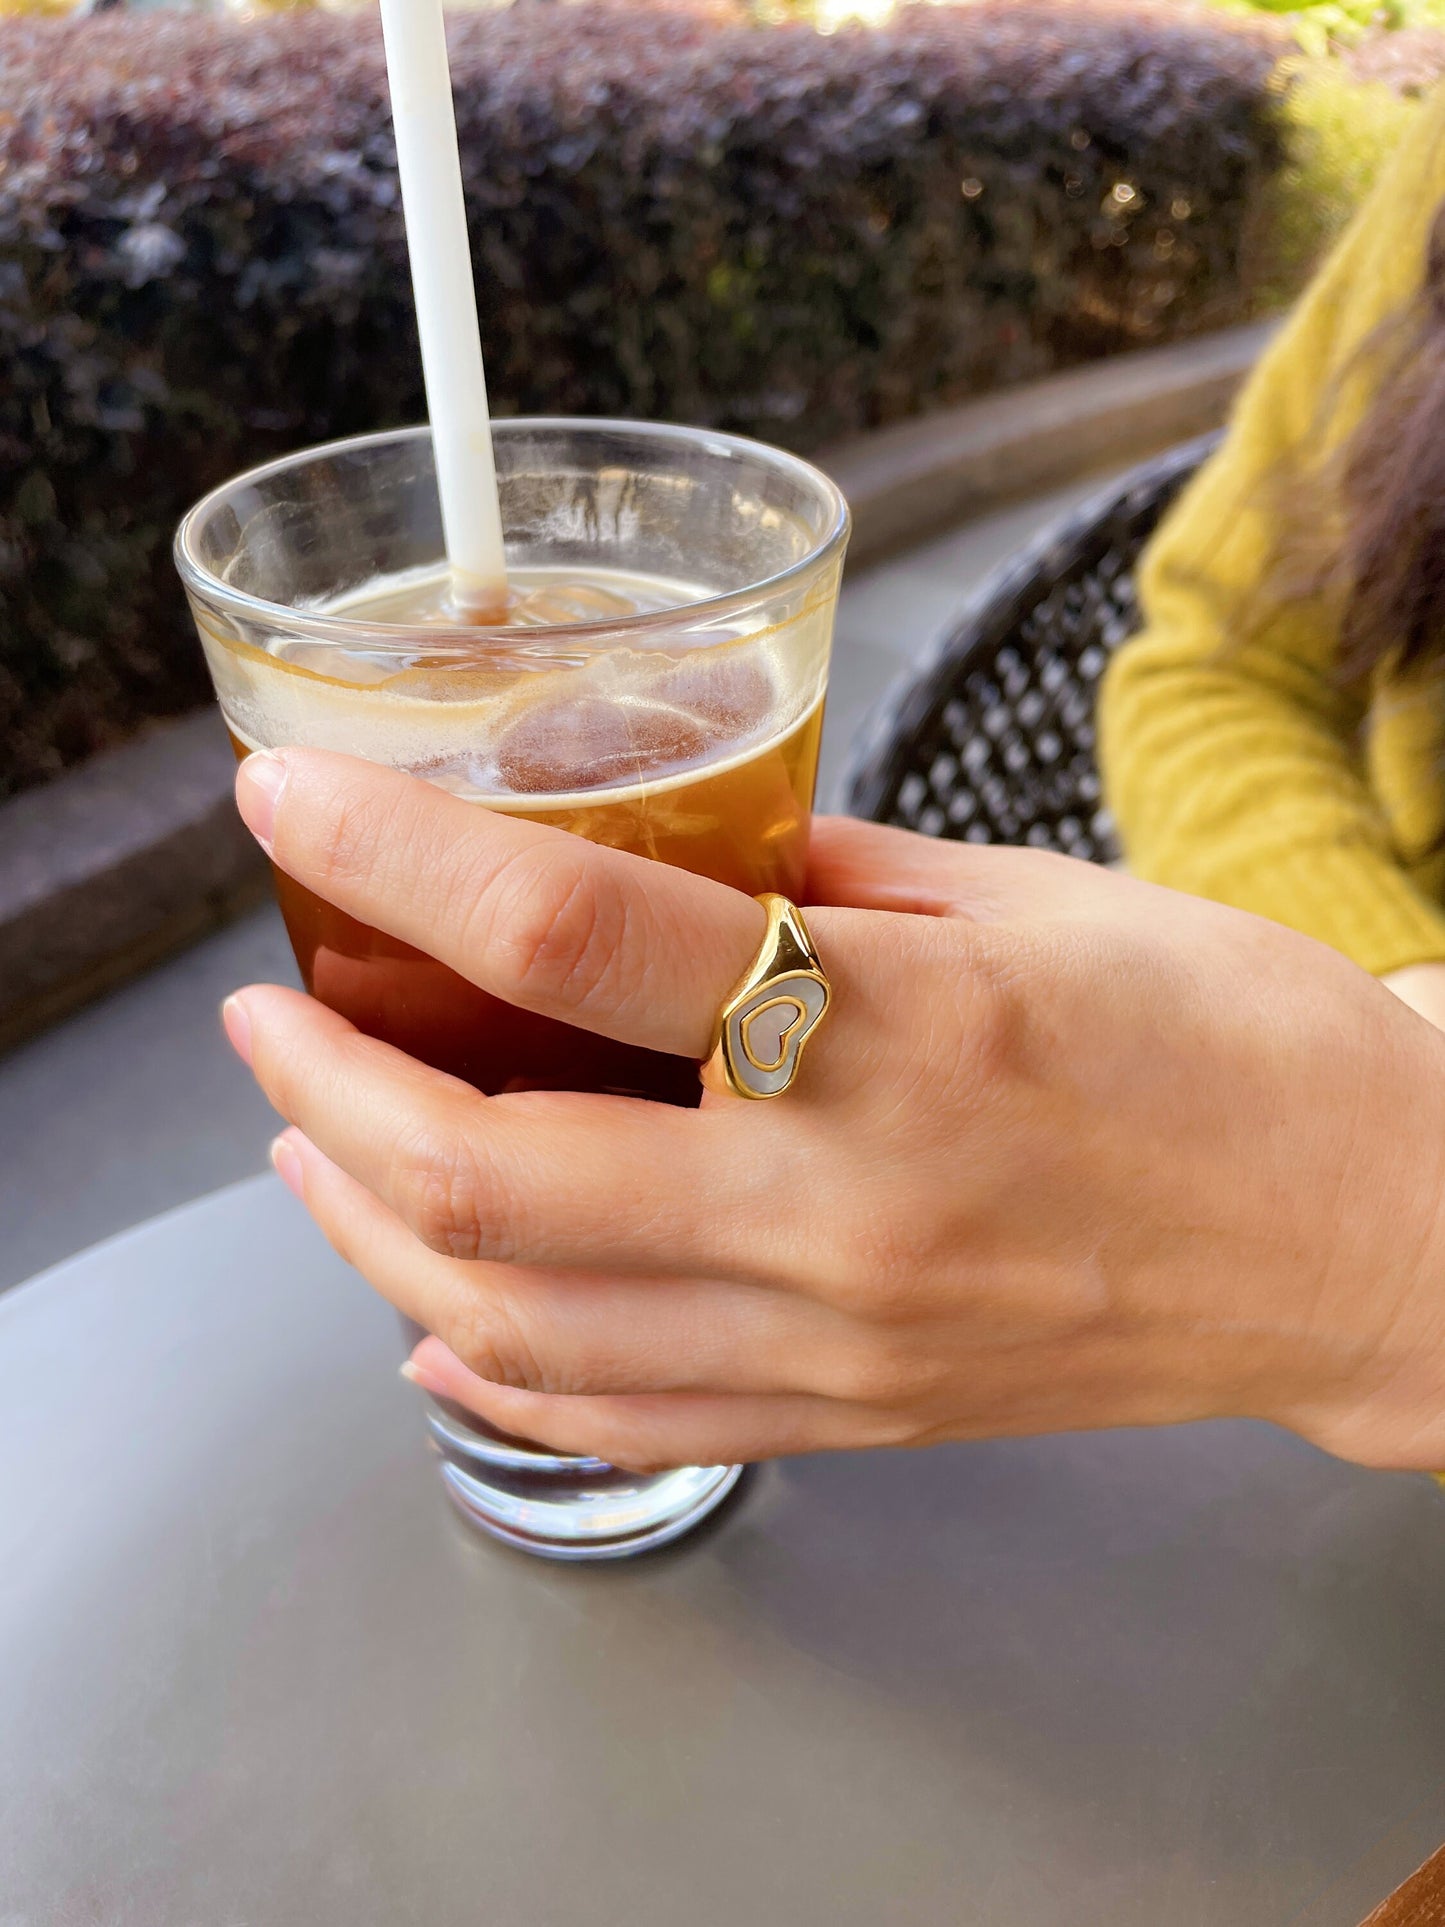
175, 419, 848, 1560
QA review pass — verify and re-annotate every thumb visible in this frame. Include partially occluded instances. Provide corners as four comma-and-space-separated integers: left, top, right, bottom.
805, 815, 1098, 923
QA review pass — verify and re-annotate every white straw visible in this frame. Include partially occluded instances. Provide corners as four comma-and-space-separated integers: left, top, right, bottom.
378, 0, 508, 619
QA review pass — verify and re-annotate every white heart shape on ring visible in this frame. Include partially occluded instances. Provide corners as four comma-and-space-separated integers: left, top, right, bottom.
724, 972, 830, 1098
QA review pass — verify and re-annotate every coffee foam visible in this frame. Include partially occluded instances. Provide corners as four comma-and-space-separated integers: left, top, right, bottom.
207, 561, 832, 808
216, 629, 819, 810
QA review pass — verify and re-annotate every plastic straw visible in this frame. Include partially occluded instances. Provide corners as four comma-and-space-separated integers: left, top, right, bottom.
378, 0, 508, 620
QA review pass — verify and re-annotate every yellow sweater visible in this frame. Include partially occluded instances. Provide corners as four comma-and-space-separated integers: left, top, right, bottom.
1100, 88, 1445, 975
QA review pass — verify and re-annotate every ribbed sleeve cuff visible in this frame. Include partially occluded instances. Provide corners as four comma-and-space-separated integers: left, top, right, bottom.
1220, 844, 1445, 979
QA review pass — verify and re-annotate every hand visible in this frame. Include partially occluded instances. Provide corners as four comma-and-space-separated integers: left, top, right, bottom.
1384, 961, 1445, 1032
223, 748, 1445, 1474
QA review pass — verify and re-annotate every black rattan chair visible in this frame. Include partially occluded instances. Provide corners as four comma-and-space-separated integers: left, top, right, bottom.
843, 432, 1222, 863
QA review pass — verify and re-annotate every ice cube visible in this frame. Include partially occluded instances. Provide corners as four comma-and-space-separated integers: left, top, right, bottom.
657, 652, 774, 739
412, 752, 494, 797
497, 696, 709, 794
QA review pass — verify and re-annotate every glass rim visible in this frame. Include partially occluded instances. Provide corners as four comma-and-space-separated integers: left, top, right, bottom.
174, 417, 851, 652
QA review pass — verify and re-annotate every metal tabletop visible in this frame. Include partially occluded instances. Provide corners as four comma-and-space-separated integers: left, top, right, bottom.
3, 1175, 1443, 1926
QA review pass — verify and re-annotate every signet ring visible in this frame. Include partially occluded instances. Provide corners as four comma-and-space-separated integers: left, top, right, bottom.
700, 894, 832, 1101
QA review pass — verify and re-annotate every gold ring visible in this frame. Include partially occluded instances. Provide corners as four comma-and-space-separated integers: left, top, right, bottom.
700, 894, 832, 1100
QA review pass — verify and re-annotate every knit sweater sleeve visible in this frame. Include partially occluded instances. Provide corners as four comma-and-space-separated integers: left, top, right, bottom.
1099, 93, 1445, 977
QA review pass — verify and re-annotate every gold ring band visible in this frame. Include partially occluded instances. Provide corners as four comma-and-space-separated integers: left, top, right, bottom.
700, 894, 831, 1100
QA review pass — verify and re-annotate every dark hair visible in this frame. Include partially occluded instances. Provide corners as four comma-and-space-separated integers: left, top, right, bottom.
1275, 200, 1445, 687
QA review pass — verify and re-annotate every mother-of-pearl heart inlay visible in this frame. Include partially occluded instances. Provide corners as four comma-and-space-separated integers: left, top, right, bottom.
723, 971, 829, 1098
741, 996, 809, 1074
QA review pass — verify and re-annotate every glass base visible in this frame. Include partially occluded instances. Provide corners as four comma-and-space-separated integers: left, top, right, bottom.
425, 1399, 743, 1561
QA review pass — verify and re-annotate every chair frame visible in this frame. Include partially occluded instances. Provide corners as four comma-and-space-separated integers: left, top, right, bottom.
844, 432, 1222, 862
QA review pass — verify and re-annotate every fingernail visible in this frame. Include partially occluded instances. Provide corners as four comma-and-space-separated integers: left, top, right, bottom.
400, 1358, 453, 1399
235, 750, 287, 855
221, 994, 253, 1067
270, 1132, 305, 1201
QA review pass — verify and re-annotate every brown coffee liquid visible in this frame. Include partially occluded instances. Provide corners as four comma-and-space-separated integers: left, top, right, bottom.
228, 574, 825, 1105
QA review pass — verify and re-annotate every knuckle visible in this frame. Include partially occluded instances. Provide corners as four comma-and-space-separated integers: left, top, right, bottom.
872, 1404, 936, 1449
818, 1338, 923, 1409
482, 845, 630, 1014
392, 1122, 512, 1263
448, 1298, 553, 1395
819, 1203, 934, 1322
952, 938, 1031, 1091
306, 779, 392, 891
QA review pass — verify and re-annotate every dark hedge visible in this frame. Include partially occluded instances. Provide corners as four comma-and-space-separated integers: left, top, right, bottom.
0, 2, 1284, 798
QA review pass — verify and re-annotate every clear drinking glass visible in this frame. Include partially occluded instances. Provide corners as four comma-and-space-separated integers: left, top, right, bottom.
175, 418, 848, 1560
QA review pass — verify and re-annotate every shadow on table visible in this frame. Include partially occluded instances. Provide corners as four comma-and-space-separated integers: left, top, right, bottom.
650, 1427, 1445, 1923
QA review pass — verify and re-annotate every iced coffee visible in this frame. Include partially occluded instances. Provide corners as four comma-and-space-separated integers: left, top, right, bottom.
204, 537, 833, 1100
177, 417, 847, 1557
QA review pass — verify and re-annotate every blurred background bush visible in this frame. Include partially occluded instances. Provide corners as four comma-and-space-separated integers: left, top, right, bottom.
0, 0, 1434, 798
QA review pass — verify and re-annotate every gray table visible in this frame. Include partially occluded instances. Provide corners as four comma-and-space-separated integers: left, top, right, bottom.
3, 1176, 1444, 1926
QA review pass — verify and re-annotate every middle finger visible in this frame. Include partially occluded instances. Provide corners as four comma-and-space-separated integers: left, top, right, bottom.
228, 983, 796, 1282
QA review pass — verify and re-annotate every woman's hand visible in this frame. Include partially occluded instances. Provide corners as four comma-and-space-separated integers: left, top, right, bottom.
223, 748, 1445, 1475
1384, 961, 1445, 1032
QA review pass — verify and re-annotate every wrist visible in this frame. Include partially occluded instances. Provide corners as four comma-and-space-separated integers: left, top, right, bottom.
1277, 991, 1445, 1469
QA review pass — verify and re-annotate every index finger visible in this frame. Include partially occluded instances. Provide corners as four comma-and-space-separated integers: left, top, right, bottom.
236, 747, 765, 1059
